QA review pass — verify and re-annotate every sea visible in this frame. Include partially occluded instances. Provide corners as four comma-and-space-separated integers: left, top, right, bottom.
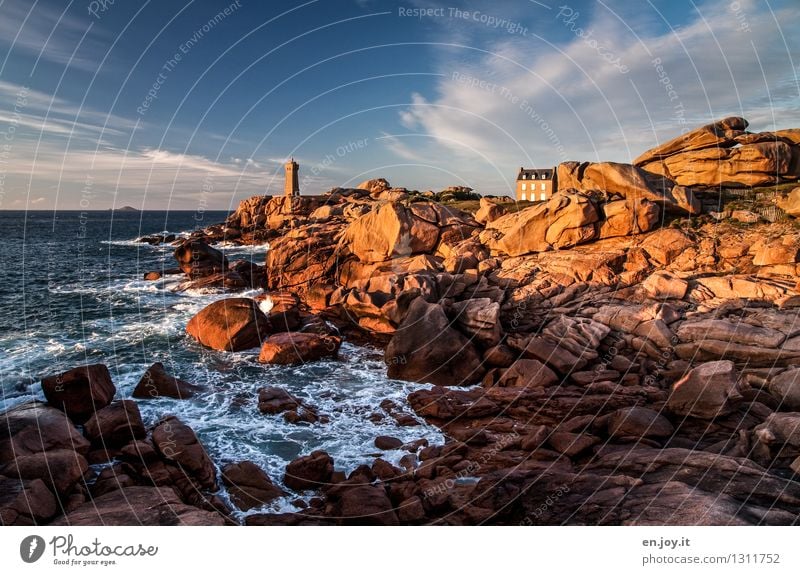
0, 210, 441, 516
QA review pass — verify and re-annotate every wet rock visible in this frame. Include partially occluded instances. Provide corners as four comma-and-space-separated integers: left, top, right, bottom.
152, 416, 217, 491
547, 431, 599, 457
284, 451, 334, 491
257, 386, 321, 424
133, 362, 200, 399
407, 386, 500, 420
667, 360, 743, 419
84, 400, 146, 447
185, 298, 270, 351
374, 436, 403, 450
41, 364, 116, 424
258, 332, 341, 365
173, 240, 228, 278
221, 461, 286, 511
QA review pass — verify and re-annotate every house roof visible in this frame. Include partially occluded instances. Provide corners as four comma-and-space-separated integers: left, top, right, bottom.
517, 167, 553, 180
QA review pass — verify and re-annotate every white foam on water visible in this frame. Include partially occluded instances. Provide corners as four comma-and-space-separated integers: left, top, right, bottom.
212, 241, 271, 254
258, 296, 274, 315
112, 343, 443, 520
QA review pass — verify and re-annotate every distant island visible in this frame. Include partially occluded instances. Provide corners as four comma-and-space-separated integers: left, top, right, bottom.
109, 206, 140, 212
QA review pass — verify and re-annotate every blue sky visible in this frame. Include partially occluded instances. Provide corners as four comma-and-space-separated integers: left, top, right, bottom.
0, 0, 797, 210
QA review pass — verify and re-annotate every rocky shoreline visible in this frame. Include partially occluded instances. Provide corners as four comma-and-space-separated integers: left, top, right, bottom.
4, 116, 800, 525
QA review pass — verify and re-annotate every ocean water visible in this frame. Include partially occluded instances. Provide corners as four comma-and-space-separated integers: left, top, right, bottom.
0, 210, 441, 516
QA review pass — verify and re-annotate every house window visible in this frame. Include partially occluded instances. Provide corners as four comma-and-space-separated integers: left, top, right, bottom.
521, 183, 527, 191
521, 193, 527, 201
540, 192, 547, 201
541, 183, 546, 191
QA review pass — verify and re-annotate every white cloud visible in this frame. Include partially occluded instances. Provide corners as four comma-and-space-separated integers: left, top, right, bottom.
0, 0, 109, 72
0, 141, 275, 210
397, 0, 800, 192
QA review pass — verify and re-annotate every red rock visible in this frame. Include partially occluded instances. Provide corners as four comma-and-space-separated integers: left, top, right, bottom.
257, 386, 302, 414
547, 431, 599, 457
475, 197, 507, 225
51, 486, 224, 525
173, 240, 228, 278
284, 450, 334, 491
385, 298, 484, 386
143, 271, 162, 280
496, 359, 559, 388
341, 202, 440, 263
1, 449, 88, 496
667, 360, 743, 419
607, 407, 674, 439
84, 400, 145, 447
221, 461, 286, 511
0, 476, 58, 525
634, 116, 747, 165
485, 191, 599, 256
185, 298, 270, 351
258, 332, 341, 365
407, 386, 500, 420
133, 362, 200, 399
397, 495, 426, 523
329, 484, 399, 525
374, 436, 403, 450
0, 402, 90, 461
640, 228, 694, 266
41, 364, 116, 424
152, 416, 217, 490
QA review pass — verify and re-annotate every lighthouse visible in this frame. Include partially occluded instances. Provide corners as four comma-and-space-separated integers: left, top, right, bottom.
284, 158, 299, 196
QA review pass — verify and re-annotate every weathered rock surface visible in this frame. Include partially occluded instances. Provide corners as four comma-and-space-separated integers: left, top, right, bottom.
221, 461, 285, 511
174, 240, 228, 278
284, 451, 334, 491
51, 486, 224, 526
84, 400, 146, 447
667, 360, 743, 419
258, 332, 341, 365
41, 364, 116, 423
385, 298, 484, 386
133, 362, 200, 399
635, 117, 800, 187
185, 298, 270, 351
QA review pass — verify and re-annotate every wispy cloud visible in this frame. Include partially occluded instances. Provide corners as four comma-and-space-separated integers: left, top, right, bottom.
0, 0, 109, 73
396, 0, 800, 191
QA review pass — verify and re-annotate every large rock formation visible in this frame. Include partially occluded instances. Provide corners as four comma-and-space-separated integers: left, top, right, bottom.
556, 161, 699, 214
635, 116, 800, 187
385, 298, 484, 386
40, 364, 116, 424
173, 240, 228, 278
185, 298, 270, 351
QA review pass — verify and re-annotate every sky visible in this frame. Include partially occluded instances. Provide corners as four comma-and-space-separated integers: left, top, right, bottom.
0, 0, 797, 210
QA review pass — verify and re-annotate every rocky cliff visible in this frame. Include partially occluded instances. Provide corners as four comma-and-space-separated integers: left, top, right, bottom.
9, 116, 800, 526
